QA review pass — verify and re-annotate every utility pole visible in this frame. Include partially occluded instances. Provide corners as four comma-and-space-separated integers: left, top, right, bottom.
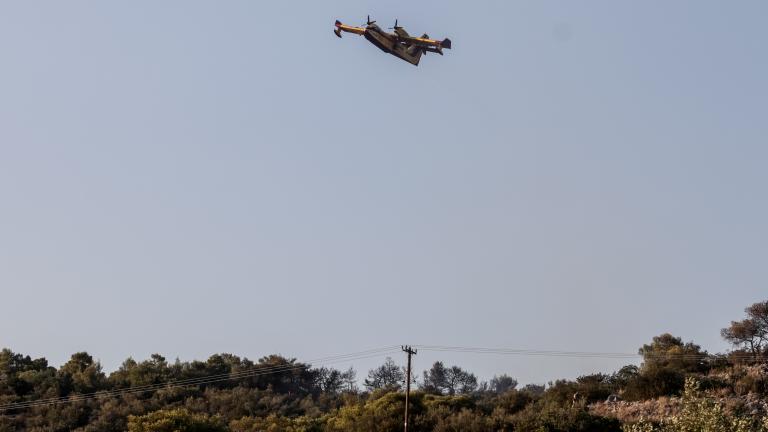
402, 345, 417, 432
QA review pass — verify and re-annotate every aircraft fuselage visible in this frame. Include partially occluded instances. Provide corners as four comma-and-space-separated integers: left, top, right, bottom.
362, 25, 423, 66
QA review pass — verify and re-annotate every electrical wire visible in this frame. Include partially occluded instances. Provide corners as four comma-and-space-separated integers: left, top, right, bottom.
414, 345, 749, 361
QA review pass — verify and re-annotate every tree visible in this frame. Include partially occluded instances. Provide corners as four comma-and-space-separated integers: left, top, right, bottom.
421, 362, 478, 395
722, 300, 768, 360
445, 365, 478, 395
421, 361, 448, 394
611, 365, 639, 388
341, 367, 358, 393
316, 367, 344, 395
314, 366, 357, 394
620, 334, 710, 399
110, 354, 171, 388
58, 352, 106, 394
639, 333, 708, 373
364, 357, 404, 391
489, 374, 518, 394
251, 355, 315, 394
0, 349, 52, 397
0, 349, 48, 376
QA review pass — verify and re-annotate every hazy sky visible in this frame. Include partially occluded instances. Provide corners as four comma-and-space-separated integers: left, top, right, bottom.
1, 1, 766, 385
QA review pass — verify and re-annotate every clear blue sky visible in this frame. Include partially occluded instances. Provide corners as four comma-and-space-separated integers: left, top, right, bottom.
1, 1, 766, 385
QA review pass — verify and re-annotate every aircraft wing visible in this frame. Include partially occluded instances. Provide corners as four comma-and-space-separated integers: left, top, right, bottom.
400, 35, 452, 50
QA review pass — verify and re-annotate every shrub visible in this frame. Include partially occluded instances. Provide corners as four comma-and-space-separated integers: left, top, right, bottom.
622, 378, 768, 432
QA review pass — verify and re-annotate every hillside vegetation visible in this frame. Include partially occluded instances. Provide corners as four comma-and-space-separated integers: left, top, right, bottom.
2, 300, 767, 431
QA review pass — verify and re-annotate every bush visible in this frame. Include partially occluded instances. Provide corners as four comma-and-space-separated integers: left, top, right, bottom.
623, 378, 768, 432
511, 401, 622, 432
127, 409, 227, 432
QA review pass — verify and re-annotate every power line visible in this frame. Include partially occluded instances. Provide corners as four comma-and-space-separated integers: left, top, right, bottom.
414, 345, 747, 361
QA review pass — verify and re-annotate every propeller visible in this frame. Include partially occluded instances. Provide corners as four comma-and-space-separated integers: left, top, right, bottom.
366, 15, 376, 25
389, 19, 402, 30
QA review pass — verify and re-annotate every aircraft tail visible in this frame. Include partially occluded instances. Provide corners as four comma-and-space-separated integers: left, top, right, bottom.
334, 20, 343, 38
334, 21, 366, 37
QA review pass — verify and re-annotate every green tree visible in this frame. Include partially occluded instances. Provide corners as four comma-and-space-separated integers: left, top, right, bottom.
0, 348, 52, 397
489, 374, 518, 394
249, 355, 316, 395
421, 362, 478, 395
639, 334, 708, 373
722, 300, 768, 360
111, 354, 171, 388
421, 362, 448, 394
622, 334, 709, 399
444, 366, 478, 395
58, 352, 106, 394
364, 357, 404, 391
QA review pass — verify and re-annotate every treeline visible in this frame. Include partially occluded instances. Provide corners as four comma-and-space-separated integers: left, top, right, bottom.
1, 300, 767, 431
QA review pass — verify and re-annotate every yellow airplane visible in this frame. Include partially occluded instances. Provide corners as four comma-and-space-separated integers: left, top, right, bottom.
335, 16, 452, 66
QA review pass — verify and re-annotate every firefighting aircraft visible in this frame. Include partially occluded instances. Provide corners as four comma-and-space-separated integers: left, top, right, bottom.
334, 16, 451, 66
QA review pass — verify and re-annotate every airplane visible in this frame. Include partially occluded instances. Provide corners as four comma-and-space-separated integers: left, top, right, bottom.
334, 16, 451, 66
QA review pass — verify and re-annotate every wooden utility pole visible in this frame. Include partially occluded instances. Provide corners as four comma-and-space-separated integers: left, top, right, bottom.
402, 345, 417, 432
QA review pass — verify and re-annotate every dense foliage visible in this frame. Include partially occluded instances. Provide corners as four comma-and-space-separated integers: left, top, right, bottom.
1, 300, 767, 431
623, 378, 768, 432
